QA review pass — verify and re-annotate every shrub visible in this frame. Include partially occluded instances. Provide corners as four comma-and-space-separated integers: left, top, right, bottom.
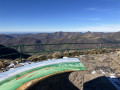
37, 55, 46, 61
52, 52, 62, 59
21, 58, 27, 62
28, 55, 46, 62
3, 60, 10, 66
0, 61, 5, 68
12, 60, 17, 65
79, 51, 84, 55
69, 50, 79, 57
63, 50, 83, 57
46, 54, 53, 59
14, 58, 22, 63
63, 51, 69, 57
27, 55, 37, 61
30, 57, 38, 62
84, 49, 101, 54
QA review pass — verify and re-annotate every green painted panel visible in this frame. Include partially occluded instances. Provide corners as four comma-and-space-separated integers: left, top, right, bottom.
0, 62, 86, 90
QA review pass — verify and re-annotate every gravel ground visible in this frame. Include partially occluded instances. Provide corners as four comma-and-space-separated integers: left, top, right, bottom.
78, 52, 120, 77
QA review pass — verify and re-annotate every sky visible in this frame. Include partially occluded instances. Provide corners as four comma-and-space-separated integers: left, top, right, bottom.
0, 0, 120, 33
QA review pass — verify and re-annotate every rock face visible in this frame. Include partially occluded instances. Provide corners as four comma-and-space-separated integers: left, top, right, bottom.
78, 53, 120, 75
69, 71, 89, 89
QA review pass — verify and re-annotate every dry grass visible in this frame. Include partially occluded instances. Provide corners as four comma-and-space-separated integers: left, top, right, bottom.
28, 55, 46, 62
0, 61, 5, 68
52, 52, 62, 59
12, 60, 17, 65
69, 50, 80, 57
14, 58, 22, 63
3, 60, 10, 66
37, 55, 46, 61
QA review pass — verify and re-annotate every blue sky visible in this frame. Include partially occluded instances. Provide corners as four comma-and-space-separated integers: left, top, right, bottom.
0, 0, 120, 33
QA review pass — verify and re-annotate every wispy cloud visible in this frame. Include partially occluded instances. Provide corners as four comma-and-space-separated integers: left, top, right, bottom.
86, 8, 97, 11
75, 24, 120, 32
85, 8, 113, 13
1, 24, 120, 32
73, 18, 101, 21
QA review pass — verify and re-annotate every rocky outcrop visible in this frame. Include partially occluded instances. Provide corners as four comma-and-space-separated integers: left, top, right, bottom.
78, 53, 120, 77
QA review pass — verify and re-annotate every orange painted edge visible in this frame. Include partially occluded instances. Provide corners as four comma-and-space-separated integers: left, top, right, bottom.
17, 70, 75, 90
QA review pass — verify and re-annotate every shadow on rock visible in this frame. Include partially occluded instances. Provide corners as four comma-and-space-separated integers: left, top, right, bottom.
83, 76, 118, 90
0, 44, 30, 59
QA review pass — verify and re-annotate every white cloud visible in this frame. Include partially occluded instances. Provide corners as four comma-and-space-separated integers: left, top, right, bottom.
73, 18, 101, 21
86, 8, 97, 11
85, 8, 113, 13
0, 24, 120, 33
74, 25, 120, 32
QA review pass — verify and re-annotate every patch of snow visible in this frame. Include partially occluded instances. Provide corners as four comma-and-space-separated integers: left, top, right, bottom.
19, 61, 32, 66
9, 68, 14, 70
63, 57, 69, 59
8, 63, 15, 68
100, 69, 106, 74
91, 71, 97, 74
16, 61, 19, 65
20, 62, 29, 66
110, 73, 116, 78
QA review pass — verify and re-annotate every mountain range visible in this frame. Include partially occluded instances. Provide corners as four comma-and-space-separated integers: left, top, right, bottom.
0, 31, 120, 53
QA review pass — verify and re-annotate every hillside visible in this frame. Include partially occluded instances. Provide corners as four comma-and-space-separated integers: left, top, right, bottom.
0, 31, 120, 53
0, 44, 30, 59
0, 35, 14, 45
6, 31, 120, 44
0, 36, 44, 52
